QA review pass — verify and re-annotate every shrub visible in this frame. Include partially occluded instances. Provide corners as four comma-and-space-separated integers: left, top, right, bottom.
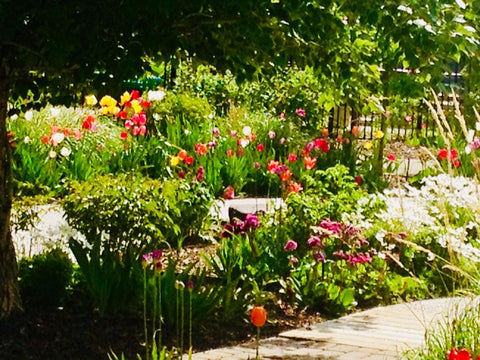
18, 248, 73, 307
148, 92, 214, 139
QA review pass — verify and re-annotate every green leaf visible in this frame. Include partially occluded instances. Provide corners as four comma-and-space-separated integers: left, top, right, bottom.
339, 288, 355, 307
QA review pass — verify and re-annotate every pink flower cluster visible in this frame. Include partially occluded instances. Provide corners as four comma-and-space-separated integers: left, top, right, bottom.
221, 213, 261, 238
333, 250, 372, 265
141, 250, 163, 272
285, 219, 374, 267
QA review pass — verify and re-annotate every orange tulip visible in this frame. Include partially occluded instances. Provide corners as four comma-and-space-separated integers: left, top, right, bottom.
251, 306, 267, 327
351, 125, 360, 137
280, 169, 292, 182
178, 149, 188, 161
303, 156, 317, 170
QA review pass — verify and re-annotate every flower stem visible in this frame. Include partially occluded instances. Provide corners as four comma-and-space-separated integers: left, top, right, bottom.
143, 268, 150, 360
189, 289, 192, 351
158, 274, 162, 349
180, 287, 185, 356
256, 326, 260, 360
153, 275, 157, 346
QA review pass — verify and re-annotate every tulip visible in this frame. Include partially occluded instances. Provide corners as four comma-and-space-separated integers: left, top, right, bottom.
250, 306, 267, 327
284, 239, 298, 251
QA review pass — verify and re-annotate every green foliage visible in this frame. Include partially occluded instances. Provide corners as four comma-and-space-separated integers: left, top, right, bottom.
287, 260, 357, 314
8, 106, 127, 195
70, 239, 143, 314
149, 259, 219, 333
202, 235, 254, 321
109, 345, 188, 360
238, 66, 334, 131
282, 165, 367, 244
62, 173, 213, 312
63, 173, 176, 251
171, 63, 239, 116
403, 299, 480, 360
11, 143, 63, 195
149, 93, 213, 138
62, 174, 171, 313
161, 180, 213, 248
18, 248, 73, 307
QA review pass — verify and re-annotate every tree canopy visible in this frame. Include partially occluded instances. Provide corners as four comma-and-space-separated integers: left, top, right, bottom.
2, 0, 478, 102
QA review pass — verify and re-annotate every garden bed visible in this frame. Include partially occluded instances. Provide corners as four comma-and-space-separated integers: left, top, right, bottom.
0, 270, 324, 360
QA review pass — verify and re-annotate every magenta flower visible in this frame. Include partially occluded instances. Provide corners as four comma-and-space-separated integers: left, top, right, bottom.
346, 253, 372, 265
257, 143, 265, 152
287, 154, 298, 162
295, 108, 306, 117
212, 127, 220, 136
316, 252, 325, 262
141, 253, 153, 268
333, 250, 347, 260
196, 166, 205, 181
268, 130, 276, 139
319, 219, 342, 234
304, 141, 314, 154
307, 236, 322, 248
244, 214, 260, 229
208, 140, 217, 148
284, 239, 298, 251
151, 250, 163, 260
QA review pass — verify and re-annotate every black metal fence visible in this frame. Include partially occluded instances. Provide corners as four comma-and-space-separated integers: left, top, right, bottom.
328, 65, 464, 141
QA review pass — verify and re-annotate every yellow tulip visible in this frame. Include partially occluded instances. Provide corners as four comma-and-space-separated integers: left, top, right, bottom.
99, 95, 117, 108
364, 141, 373, 150
131, 100, 142, 114
170, 156, 180, 167
84, 95, 97, 106
107, 105, 120, 115
373, 130, 384, 139
120, 91, 131, 106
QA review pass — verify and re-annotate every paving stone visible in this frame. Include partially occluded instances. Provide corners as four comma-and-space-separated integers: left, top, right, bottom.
189, 297, 477, 360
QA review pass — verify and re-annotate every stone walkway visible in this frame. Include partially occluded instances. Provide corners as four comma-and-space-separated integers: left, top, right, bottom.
187, 297, 476, 360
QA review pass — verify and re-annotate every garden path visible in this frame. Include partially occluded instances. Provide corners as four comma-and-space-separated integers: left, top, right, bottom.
187, 296, 475, 360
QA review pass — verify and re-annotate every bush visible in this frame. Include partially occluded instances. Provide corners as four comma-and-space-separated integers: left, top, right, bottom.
62, 173, 213, 313
18, 248, 73, 307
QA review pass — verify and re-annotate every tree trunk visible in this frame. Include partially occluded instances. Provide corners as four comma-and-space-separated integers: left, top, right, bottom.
0, 64, 22, 318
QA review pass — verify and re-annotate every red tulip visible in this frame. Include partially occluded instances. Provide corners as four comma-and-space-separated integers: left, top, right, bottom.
251, 306, 267, 327
223, 185, 235, 199
457, 349, 471, 360
355, 175, 363, 186
448, 348, 472, 360
448, 349, 459, 360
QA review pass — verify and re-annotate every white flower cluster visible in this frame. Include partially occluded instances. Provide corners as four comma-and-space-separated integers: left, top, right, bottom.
374, 174, 480, 262
12, 204, 84, 260
437, 227, 480, 263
